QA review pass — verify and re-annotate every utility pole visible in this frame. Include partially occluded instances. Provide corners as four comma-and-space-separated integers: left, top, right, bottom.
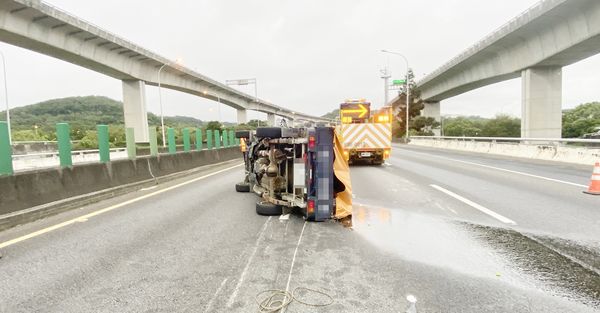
380, 67, 391, 106
381, 50, 410, 140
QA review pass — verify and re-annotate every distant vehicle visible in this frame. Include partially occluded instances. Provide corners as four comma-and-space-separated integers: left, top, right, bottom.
338, 99, 392, 165
235, 126, 351, 221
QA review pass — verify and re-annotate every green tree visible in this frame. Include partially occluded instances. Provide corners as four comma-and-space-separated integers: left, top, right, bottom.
562, 102, 600, 138
321, 108, 339, 120
391, 69, 425, 137
76, 130, 98, 149
481, 114, 520, 137
441, 115, 519, 137
108, 125, 126, 147
247, 119, 267, 128
12, 129, 49, 141
443, 117, 484, 136
235, 123, 255, 130
410, 116, 440, 136
205, 121, 223, 132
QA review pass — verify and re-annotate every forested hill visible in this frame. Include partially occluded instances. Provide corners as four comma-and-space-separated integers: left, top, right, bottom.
0, 96, 205, 133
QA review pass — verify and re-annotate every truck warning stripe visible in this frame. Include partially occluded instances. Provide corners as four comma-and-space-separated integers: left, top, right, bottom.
341, 123, 391, 149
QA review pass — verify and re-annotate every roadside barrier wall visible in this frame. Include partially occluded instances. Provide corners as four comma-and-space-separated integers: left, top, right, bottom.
0, 147, 241, 217
409, 139, 600, 165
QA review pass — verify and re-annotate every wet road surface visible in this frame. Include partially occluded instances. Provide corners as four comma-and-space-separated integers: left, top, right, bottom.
0, 146, 598, 312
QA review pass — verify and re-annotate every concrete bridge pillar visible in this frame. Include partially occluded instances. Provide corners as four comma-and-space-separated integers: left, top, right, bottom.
267, 113, 276, 126
237, 109, 247, 124
521, 67, 562, 138
422, 101, 441, 136
122, 80, 149, 143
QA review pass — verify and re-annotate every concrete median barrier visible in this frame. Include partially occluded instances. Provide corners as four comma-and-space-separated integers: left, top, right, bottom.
0, 147, 241, 231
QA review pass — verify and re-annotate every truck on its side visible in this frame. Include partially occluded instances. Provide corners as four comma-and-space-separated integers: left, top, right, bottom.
338, 99, 392, 165
235, 126, 351, 221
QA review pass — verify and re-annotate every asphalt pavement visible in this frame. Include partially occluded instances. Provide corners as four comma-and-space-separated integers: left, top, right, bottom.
0, 147, 598, 312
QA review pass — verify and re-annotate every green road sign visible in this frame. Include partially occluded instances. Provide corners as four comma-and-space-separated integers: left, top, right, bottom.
393, 79, 406, 85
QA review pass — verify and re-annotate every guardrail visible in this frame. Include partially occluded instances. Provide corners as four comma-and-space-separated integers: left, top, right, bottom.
408, 136, 600, 165
12, 148, 127, 160
410, 136, 600, 145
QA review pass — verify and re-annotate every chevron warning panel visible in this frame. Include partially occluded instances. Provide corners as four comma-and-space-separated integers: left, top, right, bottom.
340, 123, 392, 150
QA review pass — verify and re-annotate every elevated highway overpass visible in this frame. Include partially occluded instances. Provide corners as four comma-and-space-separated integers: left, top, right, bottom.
0, 0, 327, 142
416, 0, 600, 138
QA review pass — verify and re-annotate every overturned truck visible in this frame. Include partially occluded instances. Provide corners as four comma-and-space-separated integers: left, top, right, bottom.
235, 126, 352, 222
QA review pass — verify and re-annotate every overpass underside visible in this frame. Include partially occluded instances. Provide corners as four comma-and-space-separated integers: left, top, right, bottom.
0, 0, 320, 142
416, 0, 600, 138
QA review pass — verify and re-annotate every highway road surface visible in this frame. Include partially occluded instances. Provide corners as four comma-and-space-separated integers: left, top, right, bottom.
0, 145, 598, 312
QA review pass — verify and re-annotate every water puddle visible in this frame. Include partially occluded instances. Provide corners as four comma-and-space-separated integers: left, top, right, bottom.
352, 204, 600, 308
352, 203, 526, 285
463, 223, 600, 307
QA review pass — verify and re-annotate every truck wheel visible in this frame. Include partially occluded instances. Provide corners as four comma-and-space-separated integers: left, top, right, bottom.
256, 127, 282, 138
256, 200, 282, 216
372, 160, 384, 166
235, 182, 250, 192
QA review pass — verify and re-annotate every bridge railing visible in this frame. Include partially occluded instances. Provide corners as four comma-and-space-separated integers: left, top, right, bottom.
410, 136, 600, 146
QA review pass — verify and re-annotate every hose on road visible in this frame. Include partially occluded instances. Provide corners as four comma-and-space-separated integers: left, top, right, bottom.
255, 286, 334, 312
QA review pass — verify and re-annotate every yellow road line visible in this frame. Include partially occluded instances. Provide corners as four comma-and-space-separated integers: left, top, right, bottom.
0, 163, 244, 249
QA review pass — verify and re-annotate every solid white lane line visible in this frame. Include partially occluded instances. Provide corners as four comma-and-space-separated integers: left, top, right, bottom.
226, 216, 272, 308
0, 163, 244, 250
395, 148, 587, 188
285, 221, 307, 293
203, 278, 228, 313
430, 184, 517, 225
281, 221, 308, 313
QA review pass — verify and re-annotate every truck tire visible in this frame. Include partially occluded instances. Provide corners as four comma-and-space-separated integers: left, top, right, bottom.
235, 182, 250, 192
235, 130, 250, 139
256, 127, 282, 138
256, 200, 282, 216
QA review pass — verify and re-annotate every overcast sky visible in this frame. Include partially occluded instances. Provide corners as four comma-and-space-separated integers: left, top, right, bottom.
1, 0, 600, 122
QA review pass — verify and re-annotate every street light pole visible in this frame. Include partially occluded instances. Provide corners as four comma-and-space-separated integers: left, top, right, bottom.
380, 67, 391, 105
0, 51, 10, 145
157, 59, 182, 147
381, 50, 410, 140
157, 63, 168, 147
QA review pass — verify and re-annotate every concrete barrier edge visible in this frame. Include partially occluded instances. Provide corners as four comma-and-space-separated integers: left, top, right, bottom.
0, 147, 241, 232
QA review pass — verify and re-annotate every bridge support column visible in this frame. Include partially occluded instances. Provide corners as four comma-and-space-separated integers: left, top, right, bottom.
237, 109, 247, 124
122, 80, 149, 142
267, 113, 276, 126
521, 67, 562, 138
422, 101, 441, 136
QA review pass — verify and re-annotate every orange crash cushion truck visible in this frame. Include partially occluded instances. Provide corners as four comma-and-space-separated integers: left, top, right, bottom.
338, 99, 392, 165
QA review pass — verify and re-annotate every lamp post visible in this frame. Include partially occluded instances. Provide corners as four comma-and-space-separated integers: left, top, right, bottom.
157, 58, 182, 147
226, 78, 259, 126
381, 50, 410, 140
0, 51, 10, 145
